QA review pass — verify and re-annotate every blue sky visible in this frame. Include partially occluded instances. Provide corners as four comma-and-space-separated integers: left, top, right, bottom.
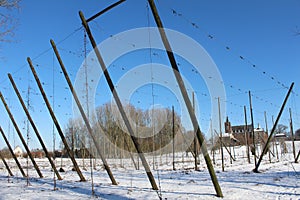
0, 0, 299, 150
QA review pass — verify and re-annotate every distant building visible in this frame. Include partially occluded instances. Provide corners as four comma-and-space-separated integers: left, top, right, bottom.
13, 146, 23, 158
223, 117, 268, 146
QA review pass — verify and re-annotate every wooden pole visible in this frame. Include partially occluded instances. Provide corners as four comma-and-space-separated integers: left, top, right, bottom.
214, 130, 236, 162
172, 106, 175, 170
295, 149, 300, 163
254, 82, 294, 172
248, 91, 257, 166
218, 97, 224, 172
27, 57, 86, 182
0, 150, 13, 176
147, 0, 223, 197
0, 92, 43, 178
289, 108, 296, 160
193, 92, 198, 171
79, 11, 158, 190
50, 39, 118, 184
8, 73, 62, 180
0, 126, 26, 177
244, 106, 250, 163
264, 111, 271, 163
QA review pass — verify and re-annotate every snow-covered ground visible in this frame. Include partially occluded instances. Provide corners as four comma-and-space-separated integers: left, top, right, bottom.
0, 141, 299, 200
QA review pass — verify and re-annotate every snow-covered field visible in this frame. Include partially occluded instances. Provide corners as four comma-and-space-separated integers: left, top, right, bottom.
0, 141, 299, 200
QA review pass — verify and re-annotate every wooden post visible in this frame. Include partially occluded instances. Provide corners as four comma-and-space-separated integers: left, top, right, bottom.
147, 0, 223, 197
248, 91, 257, 166
264, 111, 271, 163
0, 126, 26, 177
50, 39, 118, 184
214, 130, 236, 162
295, 149, 300, 163
289, 108, 296, 160
27, 57, 86, 182
193, 92, 198, 171
79, 11, 158, 190
0, 150, 13, 176
244, 106, 250, 163
254, 83, 294, 172
0, 92, 43, 178
8, 73, 62, 180
172, 106, 175, 170
218, 97, 224, 172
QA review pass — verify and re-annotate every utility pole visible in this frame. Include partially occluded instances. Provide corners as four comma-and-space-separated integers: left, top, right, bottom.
218, 97, 224, 172
0, 92, 43, 178
147, 0, 223, 196
248, 91, 257, 166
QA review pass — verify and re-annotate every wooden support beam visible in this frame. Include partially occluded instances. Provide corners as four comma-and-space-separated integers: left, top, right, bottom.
50, 39, 117, 185
147, 0, 223, 197
27, 57, 86, 182
0, 92, 43, 178
0, 126, 26, 177
0, 150, 13, 176
254, 82, 294, 172
248, 91, 257, 166
8, 73, 62, 180
79, 11, 158, 190
86, 0, 126, 22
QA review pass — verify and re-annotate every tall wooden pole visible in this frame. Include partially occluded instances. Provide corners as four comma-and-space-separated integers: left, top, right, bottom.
147, 0, 223, 197
254, 82, 294, 172
8, 73, 62, 180
0, 150, 13, 176
50, 39, 118, 184
193, 92, 198, 171
248, 91, 257, 166
0, 92, 43, 178
295, 150, 300, 163
264, 111, 271, 163
172, 106, 175, 170
218, 97, 224, 171
289, 108, 296, 160
244, 106, 250, 163
0, 126, 26, 177
79, 11, 158, 190
27, 57, 86, 182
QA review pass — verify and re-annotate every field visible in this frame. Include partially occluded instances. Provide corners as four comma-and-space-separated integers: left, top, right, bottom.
0, 141, 299, 200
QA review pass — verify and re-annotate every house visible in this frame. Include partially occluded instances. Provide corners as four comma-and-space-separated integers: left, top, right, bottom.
13, 146, 23, 158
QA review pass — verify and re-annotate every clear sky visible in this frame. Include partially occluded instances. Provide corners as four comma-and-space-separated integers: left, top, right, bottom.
0, 0, 299, 150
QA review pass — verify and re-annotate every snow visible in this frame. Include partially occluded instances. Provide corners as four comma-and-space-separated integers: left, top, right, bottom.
0, 141, 299, 200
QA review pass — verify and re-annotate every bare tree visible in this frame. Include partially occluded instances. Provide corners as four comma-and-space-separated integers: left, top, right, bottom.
0, 0, 20, 42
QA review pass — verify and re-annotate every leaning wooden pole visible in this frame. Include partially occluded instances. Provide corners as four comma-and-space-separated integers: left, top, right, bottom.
0, 150, 13, 176
27, 57, 86, 182
0, 92, 43, 178
50, 39, 117, 185
295, 149, 300, 163
254, 82, 294, 172
8, 73, 62, 180
147, 0, 223, 197
79, 11, 158, 190
0, 126, 26, 177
